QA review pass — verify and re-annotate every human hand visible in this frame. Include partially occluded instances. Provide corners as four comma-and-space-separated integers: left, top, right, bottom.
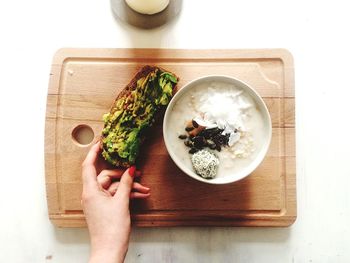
81, 141, 150, 263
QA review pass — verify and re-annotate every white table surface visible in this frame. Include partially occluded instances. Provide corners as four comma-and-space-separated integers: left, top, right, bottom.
1, 0, 350, 262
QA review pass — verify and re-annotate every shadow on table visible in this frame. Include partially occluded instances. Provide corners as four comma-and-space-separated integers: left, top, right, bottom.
129, 226, 292, 260
131, 226, 291, 243
54, 227, 89, 245
52, 224, 291, 253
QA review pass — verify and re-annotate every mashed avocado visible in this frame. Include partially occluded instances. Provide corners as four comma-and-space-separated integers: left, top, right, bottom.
101, 68, 178, 166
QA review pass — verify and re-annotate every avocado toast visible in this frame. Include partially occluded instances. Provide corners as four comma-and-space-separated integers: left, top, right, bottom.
101, 66, 178, 167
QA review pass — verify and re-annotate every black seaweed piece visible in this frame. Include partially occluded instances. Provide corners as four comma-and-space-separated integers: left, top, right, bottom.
198, 127, 223, 139
189, 148, 199, 154
193, 136, 206, 148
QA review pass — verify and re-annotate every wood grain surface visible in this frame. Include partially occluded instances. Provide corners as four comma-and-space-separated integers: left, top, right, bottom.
45, 48, 296, 227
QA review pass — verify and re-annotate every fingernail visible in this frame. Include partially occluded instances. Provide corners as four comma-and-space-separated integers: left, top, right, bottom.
129, 165, 136, 177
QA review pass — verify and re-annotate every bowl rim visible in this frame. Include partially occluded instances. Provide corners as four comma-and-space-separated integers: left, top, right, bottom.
163, 75, 272, 184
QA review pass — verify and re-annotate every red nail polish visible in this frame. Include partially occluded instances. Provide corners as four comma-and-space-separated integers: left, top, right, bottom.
129, 165, 136, 177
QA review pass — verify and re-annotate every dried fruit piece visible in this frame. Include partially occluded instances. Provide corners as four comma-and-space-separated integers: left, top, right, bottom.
178, 134, 187, 140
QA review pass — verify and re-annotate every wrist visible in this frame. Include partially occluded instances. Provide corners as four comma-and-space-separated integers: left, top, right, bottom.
88, 230, 130, 263
89, 245, 128, 263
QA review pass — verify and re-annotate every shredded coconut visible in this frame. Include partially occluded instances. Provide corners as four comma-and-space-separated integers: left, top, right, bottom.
191, 83, 255, 155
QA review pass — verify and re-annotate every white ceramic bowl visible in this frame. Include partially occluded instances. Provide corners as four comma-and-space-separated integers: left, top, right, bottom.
163, 75, 272, 184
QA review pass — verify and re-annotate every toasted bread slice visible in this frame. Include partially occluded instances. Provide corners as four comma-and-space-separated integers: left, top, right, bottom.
101, 65, 178, 167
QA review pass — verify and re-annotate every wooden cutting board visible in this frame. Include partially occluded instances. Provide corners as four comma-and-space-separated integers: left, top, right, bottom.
45, 48, 296, 227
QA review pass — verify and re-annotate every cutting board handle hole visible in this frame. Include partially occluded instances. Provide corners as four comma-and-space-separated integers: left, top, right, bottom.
71, 125, 94, 146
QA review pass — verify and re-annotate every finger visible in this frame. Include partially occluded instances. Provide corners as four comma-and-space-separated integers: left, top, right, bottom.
82, 141, 101, 167
97, 169, 124, 189
130, 192, 151, 199
99, 169, 124, 179
97, 173, 112, 189
114, 166, 135, 201
97, 168, 142, 190
132, 182, 150, 193
81, 141, 101, 191
135, 170, 142, 177
107, 182, 150, 195
107, 181, 119, 195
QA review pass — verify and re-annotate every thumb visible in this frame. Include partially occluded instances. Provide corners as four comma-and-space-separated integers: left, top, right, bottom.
114, 166, 136, 201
